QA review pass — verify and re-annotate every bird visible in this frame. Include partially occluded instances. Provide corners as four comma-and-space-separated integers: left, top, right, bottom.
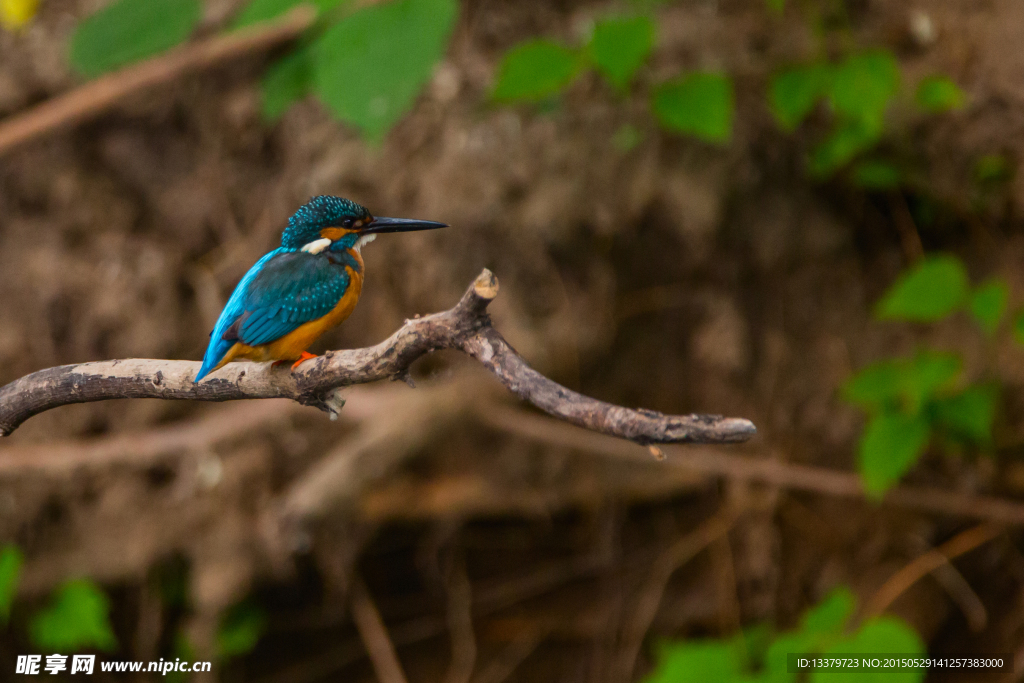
195, 195, 447, 382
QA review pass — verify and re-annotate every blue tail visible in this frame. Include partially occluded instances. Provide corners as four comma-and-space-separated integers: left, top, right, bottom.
194, 336, 234, 382
194, 248, 286, 383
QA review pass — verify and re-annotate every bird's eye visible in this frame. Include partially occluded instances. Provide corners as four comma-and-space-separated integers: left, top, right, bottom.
342, 218, 354, 229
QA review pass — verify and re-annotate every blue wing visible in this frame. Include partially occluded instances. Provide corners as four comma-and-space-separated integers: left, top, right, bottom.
195, 249, 350, 381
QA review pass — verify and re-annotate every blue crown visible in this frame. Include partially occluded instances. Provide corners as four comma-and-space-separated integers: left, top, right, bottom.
282, 196, 370, 248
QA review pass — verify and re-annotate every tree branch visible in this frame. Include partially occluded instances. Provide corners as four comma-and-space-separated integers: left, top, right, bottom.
0, 269, 756, 444
0, 7, 316, 157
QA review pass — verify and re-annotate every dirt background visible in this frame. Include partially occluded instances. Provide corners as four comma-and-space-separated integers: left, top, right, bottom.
3, 0, 1024, 680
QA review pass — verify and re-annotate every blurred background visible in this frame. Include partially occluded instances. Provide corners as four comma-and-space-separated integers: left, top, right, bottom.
1, 0, 1024, 680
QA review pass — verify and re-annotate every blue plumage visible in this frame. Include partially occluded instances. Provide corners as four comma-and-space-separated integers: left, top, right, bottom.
196, 249, 279, 381
194, 249, 352, 381
195, 195, 446, 382
237, 251, 350, 346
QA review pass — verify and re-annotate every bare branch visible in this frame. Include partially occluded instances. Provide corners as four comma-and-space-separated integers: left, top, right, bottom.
0, 270, 756, 445
617, 510, 738, 680
479, 404, 1024, 525
0, 7, 316, 157
863, 523, 1002, 620
350, 574, 410, 683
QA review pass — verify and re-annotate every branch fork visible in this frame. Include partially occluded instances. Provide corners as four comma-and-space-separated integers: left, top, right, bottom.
0, 269, 756, 445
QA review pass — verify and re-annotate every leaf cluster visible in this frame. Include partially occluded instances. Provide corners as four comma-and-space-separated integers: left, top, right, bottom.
68, 0, 458, 140
769, 53, 965, 180
644, 586, 924, 683
30, 580, 118, 651
492, 14, 733, 145
492, 15, 655, 101
0, 544, 118, 652
843, 255, 1015, 494
0, 543, 267, 661
64, 0, 969, 158
3, 544, 120, 651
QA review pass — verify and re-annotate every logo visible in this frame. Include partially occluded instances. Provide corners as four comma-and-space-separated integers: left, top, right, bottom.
15, 655, 95, 675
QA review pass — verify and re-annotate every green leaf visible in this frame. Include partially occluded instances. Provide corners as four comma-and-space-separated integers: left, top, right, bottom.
651, 72, 734, 144
851, 159, 901, 189
827, 51, 900, 125
808, 116, 883, 176
645, 639, 746, 683
312, 0, 458, 140
764, 586, 855, 675
261, 48, 312, 120
231, 0, 345, 29
969, 279, 1008, 335
916, 75, 965, 113
0, 545, 22, 624
875, 254, 970, 322
800, 586, 855, 634
845, 616, 926, 654
843, 359, 904, 411
69, 0, 201, 78
900, 352, 962, 412
764, 630, 817, 677
975, 153, 1011, 184
218, 602, 268, 659
859, 412, 931, 495
30, 579, 117, 651
589, 15, 655, 91
768, 62, 832, 131
932, 384, 998, 444
844, 351, 961, 414
814, 617, 925, 683
492, 39, 580, 103
733, 624, 773, 668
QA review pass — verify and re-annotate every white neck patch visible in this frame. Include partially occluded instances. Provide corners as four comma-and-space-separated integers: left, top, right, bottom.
300, 237, 332, 255
354, 233, 377, 252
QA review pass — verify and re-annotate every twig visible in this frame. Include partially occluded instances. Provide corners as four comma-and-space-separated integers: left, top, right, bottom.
469, 629, 546, 683
863, 523, 1003, 619
276, 380, 474, 527
357, 466, 704, 522
890, 193, 925, 263
0, 399, 291, 471
616, 510, 738, 681
444, 558, 477, 683
258, 556, 602, 683
0, 269, 757, 446
478, 404, 1024, 525
350, 574, 410, 683
0, 7, 316, 157
711, 535, 741, 637
135, 580, 163, 662
928, 563, 988, 632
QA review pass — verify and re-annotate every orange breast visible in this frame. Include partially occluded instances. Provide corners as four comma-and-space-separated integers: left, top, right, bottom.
212, 257, 364, 371
265, 270, 363, 359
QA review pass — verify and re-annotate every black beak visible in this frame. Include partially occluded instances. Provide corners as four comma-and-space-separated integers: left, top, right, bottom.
363, 216, 449, 234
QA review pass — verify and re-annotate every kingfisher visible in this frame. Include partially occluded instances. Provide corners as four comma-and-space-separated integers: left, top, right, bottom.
195, 195, 447, 382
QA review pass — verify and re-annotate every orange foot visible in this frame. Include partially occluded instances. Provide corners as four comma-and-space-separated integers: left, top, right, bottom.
272, 351, 318, 370
289, 351, 318, 371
